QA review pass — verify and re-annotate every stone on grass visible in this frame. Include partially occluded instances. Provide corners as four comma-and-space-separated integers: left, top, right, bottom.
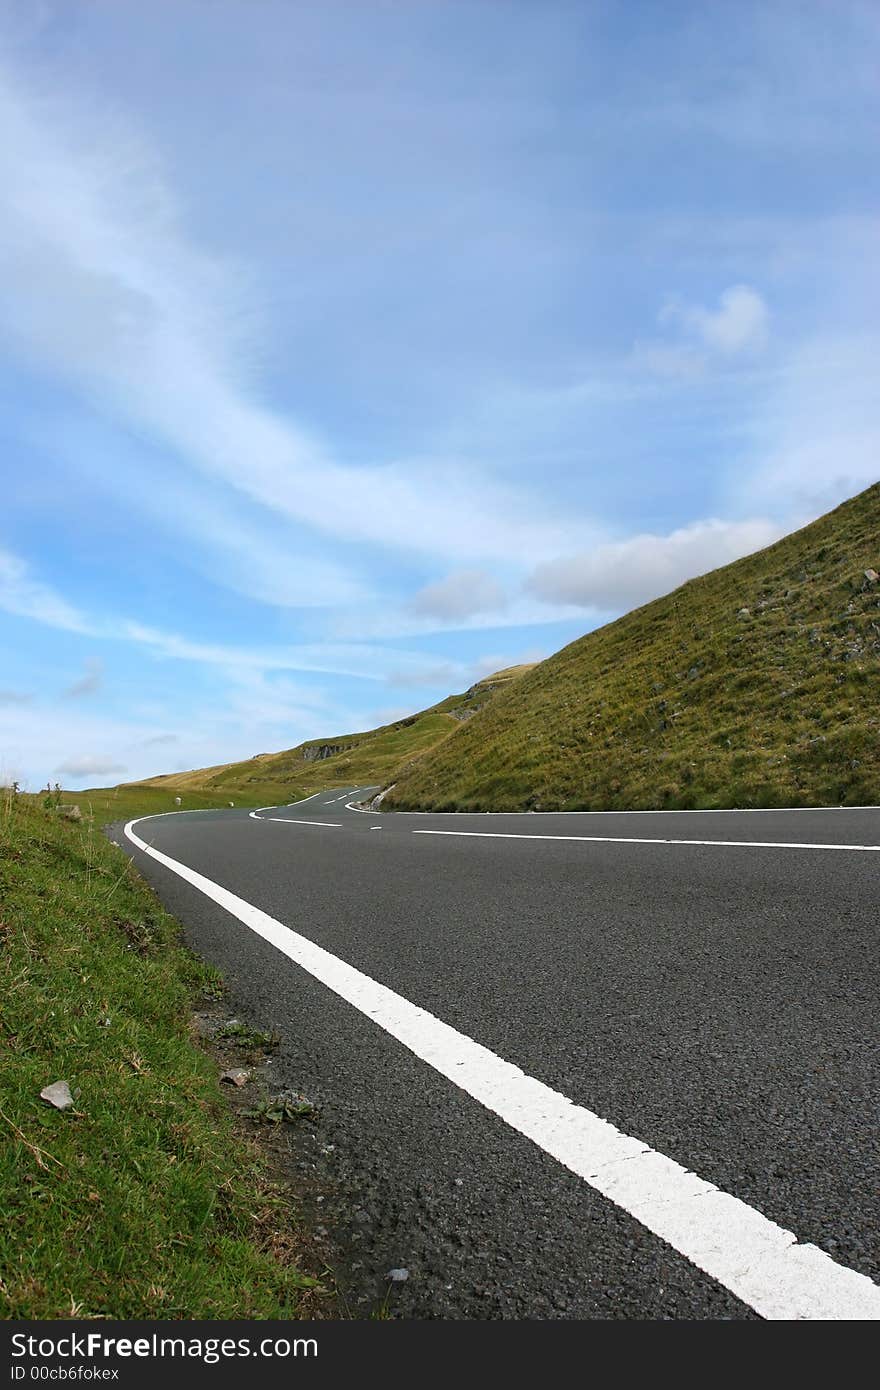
40, 1081, 74, 1111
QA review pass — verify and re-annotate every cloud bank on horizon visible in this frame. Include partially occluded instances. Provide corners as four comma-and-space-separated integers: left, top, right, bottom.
1, 0, 878, 787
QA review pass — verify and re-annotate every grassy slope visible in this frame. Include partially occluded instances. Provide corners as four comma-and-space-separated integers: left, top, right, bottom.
89, 666, 534, 819
385, 483, 880, 811
59, 783, 272, 828
0, 790, 317, 1318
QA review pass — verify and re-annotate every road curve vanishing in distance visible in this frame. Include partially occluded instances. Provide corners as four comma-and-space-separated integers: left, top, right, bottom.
118, 791, 880, 1319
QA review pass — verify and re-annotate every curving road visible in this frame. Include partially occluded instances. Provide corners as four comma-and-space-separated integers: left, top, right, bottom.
117, 791, 880, 1319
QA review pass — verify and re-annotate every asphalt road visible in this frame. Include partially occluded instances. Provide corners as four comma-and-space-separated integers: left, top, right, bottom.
118, 791, 880, 1320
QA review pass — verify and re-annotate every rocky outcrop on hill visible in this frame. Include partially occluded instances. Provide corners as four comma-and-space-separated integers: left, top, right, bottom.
301, 742, 357, 763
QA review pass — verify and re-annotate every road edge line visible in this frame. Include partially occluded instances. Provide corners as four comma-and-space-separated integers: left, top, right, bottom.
122, 814, 880, 1321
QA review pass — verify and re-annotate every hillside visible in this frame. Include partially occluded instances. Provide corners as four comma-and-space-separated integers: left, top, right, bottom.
90, 665, 534, 818
383, 483, 880, 812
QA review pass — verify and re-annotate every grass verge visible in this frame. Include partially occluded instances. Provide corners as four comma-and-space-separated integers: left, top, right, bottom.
0, 787, 322, 1319
57, 782, 274, 828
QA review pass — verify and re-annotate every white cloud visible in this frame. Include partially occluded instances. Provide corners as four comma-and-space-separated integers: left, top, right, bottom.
661, 285, 769, 355
527, 517, 782, 612
411, 569, 507, 621
634, 285, 770, 379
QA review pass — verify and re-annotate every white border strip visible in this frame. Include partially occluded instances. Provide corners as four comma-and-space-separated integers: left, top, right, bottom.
124, 815, 880, 1320
386, 803, 880, 816
414, 830, 880, 852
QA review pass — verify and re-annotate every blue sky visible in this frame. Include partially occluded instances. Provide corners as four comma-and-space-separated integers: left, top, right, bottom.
1, 0, 878, 789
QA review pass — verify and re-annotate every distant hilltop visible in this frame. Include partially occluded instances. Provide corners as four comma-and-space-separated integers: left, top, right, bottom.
384, 482, 880, 812
83, 483, 880, 817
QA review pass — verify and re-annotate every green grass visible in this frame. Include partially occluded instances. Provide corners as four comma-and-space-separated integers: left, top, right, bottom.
84, 665, 535, 820
0, 788, 319, 1318
385, 482, 880, 811
57, 782, 272, 828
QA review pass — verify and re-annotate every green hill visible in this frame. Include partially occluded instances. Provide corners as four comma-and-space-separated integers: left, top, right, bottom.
383, 483, 880, 812
79, 665, 534, 822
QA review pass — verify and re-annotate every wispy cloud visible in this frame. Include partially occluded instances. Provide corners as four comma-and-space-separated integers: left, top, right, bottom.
1, 2, 877, 793
0, 547, 93, 633
0, 64, 578, 569
0, 545, 466, 683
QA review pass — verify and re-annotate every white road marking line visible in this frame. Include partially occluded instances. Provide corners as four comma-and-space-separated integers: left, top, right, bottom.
251, 788, 377, 819
344, 789, 381, 813
250, 791, 326, 820
389, 803, 880, 816
265, 818, 342, 828
370, 826, 382, 831
124, 816, 880, 1320
414, 830, 880, 852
